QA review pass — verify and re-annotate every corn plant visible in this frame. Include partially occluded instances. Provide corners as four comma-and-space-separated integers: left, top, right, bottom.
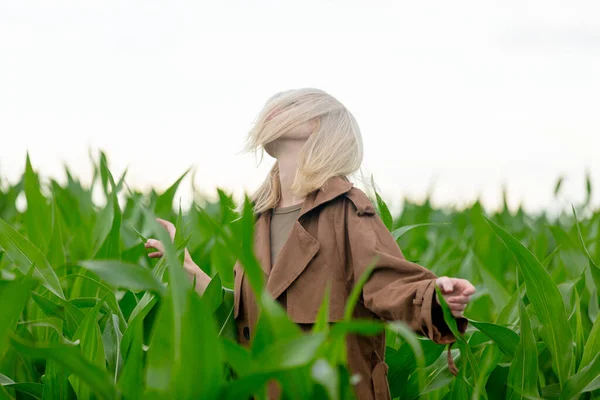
0, 152, 598, 399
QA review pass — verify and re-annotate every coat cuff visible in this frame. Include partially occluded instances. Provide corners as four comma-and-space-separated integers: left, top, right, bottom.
420, 279, 468, 344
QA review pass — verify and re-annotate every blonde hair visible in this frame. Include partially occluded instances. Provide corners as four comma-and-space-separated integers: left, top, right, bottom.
245, 88, 363, 213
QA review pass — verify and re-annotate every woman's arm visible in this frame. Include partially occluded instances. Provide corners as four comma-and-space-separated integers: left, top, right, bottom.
146, 218, 212, 296
183, 257, 212, 295
345, 204, 472, 344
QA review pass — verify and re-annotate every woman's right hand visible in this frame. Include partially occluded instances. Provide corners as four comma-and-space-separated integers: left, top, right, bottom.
145, 218, 211, 295
145, 218, 192, 262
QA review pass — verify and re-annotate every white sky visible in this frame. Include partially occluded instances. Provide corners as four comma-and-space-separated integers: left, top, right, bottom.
1, 0, 599, 213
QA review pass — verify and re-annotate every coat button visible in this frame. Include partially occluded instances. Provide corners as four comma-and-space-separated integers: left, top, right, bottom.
243, 326, 250, 340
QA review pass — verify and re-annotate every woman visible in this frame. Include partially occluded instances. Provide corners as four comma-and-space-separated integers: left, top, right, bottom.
145, 88, 475, 400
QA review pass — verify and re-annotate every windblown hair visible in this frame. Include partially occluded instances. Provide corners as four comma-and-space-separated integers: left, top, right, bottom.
245, 88, 363, 214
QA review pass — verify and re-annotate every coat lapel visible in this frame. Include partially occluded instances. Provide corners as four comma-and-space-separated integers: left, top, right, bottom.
234, 176, 355, 310
233, 210, 272, 318
265, 176, 354, 300
233, 262, 243, 318
265, 220, 320, 300
254, 210, 273, 276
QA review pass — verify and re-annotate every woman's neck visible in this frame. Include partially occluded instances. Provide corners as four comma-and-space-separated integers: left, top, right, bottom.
275, 139, 306, 208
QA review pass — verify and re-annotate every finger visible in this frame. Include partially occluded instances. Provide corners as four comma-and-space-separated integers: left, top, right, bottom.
448, 302, 466, 310
453, 278, 475, 294
156, 218, 176, 237
156, 218, 172, 230
437, 277, 454, 293
446, 295, 471, 304
145, 238, 159, 248
145, 239, 165, 252
452, 310, 464, 318
449, 303, 466, 313
148, 252, 163, 258
461, 281, 476, 296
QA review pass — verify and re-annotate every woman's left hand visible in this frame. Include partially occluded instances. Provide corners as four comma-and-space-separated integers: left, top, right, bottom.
435, 276, 476, 317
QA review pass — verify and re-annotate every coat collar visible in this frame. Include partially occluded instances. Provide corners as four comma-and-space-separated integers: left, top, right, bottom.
298, 175, 354, 218
258, 175, 354, 270
253, 175, 355, 221
234, 175, 356, 315
264, 176, 356, 299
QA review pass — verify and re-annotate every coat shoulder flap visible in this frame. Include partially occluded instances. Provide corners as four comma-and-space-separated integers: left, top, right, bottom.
344, 187, 376, 216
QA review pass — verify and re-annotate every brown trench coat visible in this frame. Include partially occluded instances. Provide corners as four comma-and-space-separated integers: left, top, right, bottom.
233, 176, 467, 400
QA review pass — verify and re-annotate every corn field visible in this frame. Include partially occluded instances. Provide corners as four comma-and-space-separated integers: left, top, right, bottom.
1, 152, 599, 399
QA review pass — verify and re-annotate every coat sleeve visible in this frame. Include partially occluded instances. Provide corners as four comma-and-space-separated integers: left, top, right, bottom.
344, 197, 468, 344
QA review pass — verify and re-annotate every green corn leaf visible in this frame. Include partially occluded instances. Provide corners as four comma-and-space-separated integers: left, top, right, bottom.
145, 287, 224, 399
375, 193, 393, 232
125, 256, 168, 323
172, 289, 223, 399
154, 168, 190, 218
47, 199, 67, 272
0, 374, 43, 400
94, 165, 121, 260
448, 366, 472, 399
143, 297, 176, 395
102, 314, 123, 384
344, 262, 375, 321
312, 282, 332, 333
41, 346, 72, 400
572, 206, 600, 294
469, 320, 519, 357
222, 339, 252, 377
30, 292, 84, 338
329, 320, 384, 338
0, 180, 22, 222
496, 282, 526, 326
370, 176, 393, 231
129, 225, 148, 243
321, 260, 376, 365
23, 154, 51, 253
140, 207, 190, 340
232, 197, 266, 293
0, 280, 36, 360
252, 332, 326, 374
61, 273, 127, 331
79, 260, 166, 296
473, 252, 511, 312
69, 298, 107, 399
554, 176, 564, 197
4, 154, 600, 400
436, 286, 479, 378
223, 196, 301, 353
216, 288, 236, 341
210, 240, 236, 289
569, 287, 585, 371
220, 371, 281, 400
472, 343, 502, 400
0, 218, 64, 299
10, 336, 116, 400
541, 383, 562, 398
203, 273, 225, 314
391, 222, 450, 241
487, 218, 573, 388
580, 304, 600, 371
117, 319, 144, 400
584, 170, 592, 206
98, 151, 110, 195
386, 322, 426, 394
507, 288, 539, 399
560, 353, 600, 400
311, 359, 339, 400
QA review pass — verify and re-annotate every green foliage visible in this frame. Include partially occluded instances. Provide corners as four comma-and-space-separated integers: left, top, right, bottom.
0, 153, 598, 399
